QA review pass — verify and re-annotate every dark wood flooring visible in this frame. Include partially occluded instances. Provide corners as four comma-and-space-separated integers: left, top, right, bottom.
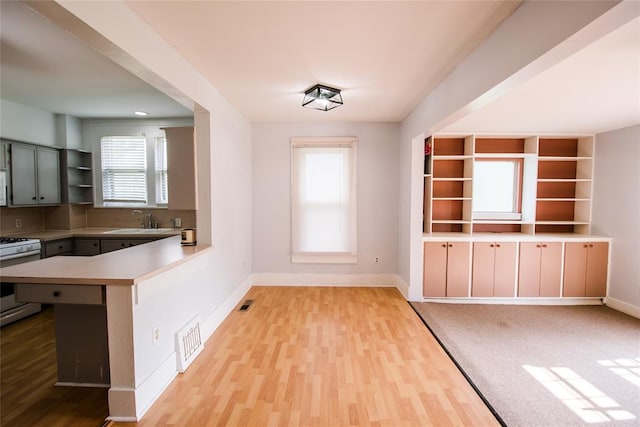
0, 306, 109, 427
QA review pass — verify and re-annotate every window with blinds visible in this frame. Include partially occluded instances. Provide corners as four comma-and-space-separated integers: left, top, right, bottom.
100, 136, 148, 203
290, 137, 357, 264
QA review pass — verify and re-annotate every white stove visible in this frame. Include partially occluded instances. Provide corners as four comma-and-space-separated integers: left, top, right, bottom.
0, 237, 41, 262
0, 237, 42, 326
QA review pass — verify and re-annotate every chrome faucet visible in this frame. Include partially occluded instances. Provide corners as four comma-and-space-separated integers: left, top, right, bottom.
132, 210, 152, 228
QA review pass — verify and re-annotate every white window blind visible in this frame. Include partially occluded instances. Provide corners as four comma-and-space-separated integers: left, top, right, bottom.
291, 137, 357, 264
155, 136, 168, 204
100, 136, 147, 203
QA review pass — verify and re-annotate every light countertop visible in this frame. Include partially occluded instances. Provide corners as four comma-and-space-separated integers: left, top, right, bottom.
0, 235, 212, 286
7, 227, 182, 241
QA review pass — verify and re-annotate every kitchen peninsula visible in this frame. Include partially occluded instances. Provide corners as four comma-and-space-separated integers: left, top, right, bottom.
0, 234, 212, 421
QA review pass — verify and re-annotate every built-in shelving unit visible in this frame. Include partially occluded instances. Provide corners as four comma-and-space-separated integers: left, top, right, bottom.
429, 136, 473, 233
61, 149, 93, 205
534, 137, 593, 234
423, 134, 594, 236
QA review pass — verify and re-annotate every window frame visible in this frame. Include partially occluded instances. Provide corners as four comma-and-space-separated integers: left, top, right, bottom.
472, 158, 524, 221
100, 135, 148, 204
290, 136, 358, 264
94, 130, 168, 208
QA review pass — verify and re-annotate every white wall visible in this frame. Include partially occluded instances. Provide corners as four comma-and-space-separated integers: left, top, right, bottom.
0, 99, 57, 146
55, 114, 83, 149
592, 124, 640, 311
252, 122, 399, 277
53, 0, 253, 311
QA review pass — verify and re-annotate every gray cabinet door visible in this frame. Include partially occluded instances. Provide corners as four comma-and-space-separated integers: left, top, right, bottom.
10, 144, 38, 205
10, 144, 60, 206
0, 141, 9, 170
36, 147, 61, 204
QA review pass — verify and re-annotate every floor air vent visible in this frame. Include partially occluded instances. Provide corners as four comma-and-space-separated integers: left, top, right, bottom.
239, 299, 254, 311
175, 316, 203, 373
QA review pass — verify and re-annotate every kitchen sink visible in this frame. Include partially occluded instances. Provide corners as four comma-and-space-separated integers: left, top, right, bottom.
103, 228, 176, 234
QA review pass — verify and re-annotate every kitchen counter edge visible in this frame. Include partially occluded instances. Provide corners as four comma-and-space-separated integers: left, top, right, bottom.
0, 236, 212, 286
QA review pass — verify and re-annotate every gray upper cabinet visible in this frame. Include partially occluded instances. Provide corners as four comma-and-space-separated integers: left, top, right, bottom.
10, 143, 61, 206
0, 141, 9, 170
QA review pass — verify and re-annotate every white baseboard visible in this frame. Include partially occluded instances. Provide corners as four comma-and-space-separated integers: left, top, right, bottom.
391, 274, 409, 298
202, 274, 253, 342
421, 297, 605, 306
134, 353, 178, 420
604, 297, 640, 319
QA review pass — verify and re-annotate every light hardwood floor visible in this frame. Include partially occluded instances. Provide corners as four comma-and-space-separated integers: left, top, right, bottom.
1, 287, 499, 426
116, 286, 498, 426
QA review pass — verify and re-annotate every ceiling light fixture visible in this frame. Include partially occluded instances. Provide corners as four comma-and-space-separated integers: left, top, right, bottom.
134, 111, 148, 116
302, 84, 343, 111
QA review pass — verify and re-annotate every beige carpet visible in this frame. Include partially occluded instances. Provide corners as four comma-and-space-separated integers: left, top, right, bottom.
410, 303, 640, 427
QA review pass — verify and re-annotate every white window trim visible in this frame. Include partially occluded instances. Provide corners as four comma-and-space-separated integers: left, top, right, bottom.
94, 131, 168, 208
473, 212, 523, 221
472, 158, 522, 221
290, 136, 357, 264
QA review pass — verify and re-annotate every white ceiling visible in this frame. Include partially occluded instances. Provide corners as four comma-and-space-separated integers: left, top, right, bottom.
0, 0, 192, 119
442, 15, 640, 135
0, 1, 638, 134
124, 0, 518, 122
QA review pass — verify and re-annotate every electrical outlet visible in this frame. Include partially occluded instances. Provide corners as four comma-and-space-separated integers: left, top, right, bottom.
15, 219, 22, 228
152, 327, 160, 346
375, 256, 380, 264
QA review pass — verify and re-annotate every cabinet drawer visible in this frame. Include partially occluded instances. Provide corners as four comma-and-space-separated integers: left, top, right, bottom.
16, 284, 104, 305
73, 238, 101, 256
44, 239, 73, 257
101, 239, 152, 253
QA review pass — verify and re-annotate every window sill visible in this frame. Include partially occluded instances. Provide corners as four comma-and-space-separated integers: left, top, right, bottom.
473, 212, 522, 221
95, 203, 168, 209
291, 253, 357, 264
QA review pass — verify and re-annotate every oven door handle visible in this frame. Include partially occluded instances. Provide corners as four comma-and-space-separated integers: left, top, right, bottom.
0, 250, 41, 262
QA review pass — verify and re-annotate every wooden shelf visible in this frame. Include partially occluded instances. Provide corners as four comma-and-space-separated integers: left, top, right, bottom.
433, 137, 467, 156
423, 134, 595, 235
474, 138, 525, 154
61, 149, 93, 205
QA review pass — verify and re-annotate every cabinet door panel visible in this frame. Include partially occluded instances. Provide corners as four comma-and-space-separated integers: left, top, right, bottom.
539, 242, 562, 297
563, 242, 587, 297
494, 242, 517, 297
518, 243, 542, 297
472, 242, 494, 297
10, 144, 37, 205
585, 242, 608, 297
446, 242, 470, 297
37, 148, 61, 204
423, 242, 447, 297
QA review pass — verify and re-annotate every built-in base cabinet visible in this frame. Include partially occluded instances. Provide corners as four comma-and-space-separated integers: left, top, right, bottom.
563, 242, 609, 297
423, 238, 609, 300
472, 242, 517, 297
423, 241, 470, 297
518, 242, 562, 297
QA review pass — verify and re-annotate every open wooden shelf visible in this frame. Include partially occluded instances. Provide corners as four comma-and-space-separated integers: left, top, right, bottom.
433, 137, 467, 156
474, 138, 525, 154
61, 149, 93, 205
423, 134, 595, 235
